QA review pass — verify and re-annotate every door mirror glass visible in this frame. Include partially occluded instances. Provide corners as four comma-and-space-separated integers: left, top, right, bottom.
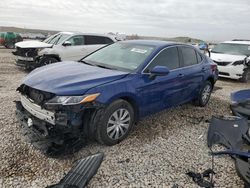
150, 66, 170, 76
63, 41, 72, 46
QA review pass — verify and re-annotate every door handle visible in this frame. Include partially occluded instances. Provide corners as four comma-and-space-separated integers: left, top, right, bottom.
177, 73, 184, 78
202, 67, 206, 72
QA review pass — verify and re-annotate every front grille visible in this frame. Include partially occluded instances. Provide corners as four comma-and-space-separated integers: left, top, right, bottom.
219, 72, 230, 76
18, 84, 55, 105
214, 61, 231, 66
13, 47, 38, 57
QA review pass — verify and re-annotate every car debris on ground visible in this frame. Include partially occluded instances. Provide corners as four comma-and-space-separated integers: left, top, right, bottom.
47, 153, 104, 188
188, 89, 250, 188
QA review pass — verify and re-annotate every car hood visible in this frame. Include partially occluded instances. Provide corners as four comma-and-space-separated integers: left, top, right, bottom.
210, 53, 246, 62
23, 61, 129, 95
15, 40, 53, 48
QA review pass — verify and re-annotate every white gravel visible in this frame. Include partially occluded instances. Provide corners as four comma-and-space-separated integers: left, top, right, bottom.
0, 47, 249, 188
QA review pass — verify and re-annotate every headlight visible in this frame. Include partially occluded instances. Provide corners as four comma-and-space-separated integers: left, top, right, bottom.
45, 93, 100, 105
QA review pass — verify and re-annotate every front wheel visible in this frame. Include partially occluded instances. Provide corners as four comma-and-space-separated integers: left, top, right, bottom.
195, 81, 213, 107
39, 56, 58, 66
95, 99, 135, 145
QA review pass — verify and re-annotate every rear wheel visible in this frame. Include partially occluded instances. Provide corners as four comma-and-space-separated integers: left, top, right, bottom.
241, 69, 250, 83
95, 100, 135, 145
195, 81, 212, 107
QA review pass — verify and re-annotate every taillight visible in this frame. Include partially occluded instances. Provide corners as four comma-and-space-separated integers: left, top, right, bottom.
211, 64, 217, 72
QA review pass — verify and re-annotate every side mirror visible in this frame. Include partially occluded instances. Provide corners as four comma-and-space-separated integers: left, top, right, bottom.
63, 41, 72, 46
150, 66, 170, 77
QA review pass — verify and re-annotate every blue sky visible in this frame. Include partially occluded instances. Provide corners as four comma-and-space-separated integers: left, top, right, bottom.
0, 0, 249, 41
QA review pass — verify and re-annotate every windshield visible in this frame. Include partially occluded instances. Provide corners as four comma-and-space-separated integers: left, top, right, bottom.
211, 43, 250, 56
43, 33, 70, 45
83, 42, 155, 71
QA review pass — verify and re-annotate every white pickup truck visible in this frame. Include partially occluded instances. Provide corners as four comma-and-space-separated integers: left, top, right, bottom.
13, 32, 117, 70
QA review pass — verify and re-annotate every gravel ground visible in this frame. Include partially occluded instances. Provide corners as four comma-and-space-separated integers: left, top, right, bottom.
0, 47, 249, 188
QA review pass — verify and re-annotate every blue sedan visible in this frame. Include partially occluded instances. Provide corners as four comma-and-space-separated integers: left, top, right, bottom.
16, 40, 218, 150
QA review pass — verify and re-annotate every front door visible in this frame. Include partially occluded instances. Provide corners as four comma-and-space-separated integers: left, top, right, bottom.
57, 35, 86, 61
137, 47, 186, 116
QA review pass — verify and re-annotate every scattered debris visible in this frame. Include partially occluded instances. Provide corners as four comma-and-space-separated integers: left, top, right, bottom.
186, 169, 215, 188
47, 153, 104, 188
207, 115, 250, 187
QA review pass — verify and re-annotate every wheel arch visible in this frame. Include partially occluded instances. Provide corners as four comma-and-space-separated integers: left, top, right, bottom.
106, 93, 140, 122
206, 76, 215, 88
40, 54, 61, 62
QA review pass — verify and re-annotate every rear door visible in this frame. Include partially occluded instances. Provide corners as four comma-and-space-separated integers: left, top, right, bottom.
137, 46, 186, 116
178, 46, 206, 102
83, 35, 114, 56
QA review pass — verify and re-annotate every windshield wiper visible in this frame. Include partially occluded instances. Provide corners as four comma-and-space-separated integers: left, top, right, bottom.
81, 60, 95, 66
95, 64, 112, 69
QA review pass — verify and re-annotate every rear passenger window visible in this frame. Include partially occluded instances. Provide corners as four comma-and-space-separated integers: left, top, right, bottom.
181, 47, 198, 66
85, 36, 113, 45
146, 47, 180, 71
104, 37, 114, 44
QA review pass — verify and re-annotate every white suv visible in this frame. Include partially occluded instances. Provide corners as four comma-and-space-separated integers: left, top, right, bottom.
210, 40, 250, 82
13, 32, 117, 70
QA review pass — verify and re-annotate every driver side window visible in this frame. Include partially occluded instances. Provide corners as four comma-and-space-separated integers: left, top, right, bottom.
145, 47, 180, 72
67, 35, 85, 46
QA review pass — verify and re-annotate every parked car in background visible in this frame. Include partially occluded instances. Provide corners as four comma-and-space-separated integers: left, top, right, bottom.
210, 40, 250, 82
15, 40, 218, 152
12, 32, 116, 70
0, 32, 23, 48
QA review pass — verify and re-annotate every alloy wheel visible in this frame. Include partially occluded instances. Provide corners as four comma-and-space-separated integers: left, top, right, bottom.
106, 108, 131, 140
202, 84, 211, 104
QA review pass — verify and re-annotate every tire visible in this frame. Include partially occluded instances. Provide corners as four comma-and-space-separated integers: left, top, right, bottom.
95, 99, 135, 146
39, 56, 58, 66
241, 69, 250, 83
195, 81, 213, 107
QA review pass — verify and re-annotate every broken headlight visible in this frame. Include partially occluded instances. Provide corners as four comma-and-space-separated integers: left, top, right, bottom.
233, 60, 244, 66
45, 93, 100, 106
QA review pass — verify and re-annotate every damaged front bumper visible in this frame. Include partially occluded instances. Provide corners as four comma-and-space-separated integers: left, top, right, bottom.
15, 99, 88, 156
12, 48, 39, 69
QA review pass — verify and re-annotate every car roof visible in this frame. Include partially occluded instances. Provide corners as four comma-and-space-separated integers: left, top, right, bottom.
58, 31, 114, 38
222, 40, 250, 45
120, 39, 183, 48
